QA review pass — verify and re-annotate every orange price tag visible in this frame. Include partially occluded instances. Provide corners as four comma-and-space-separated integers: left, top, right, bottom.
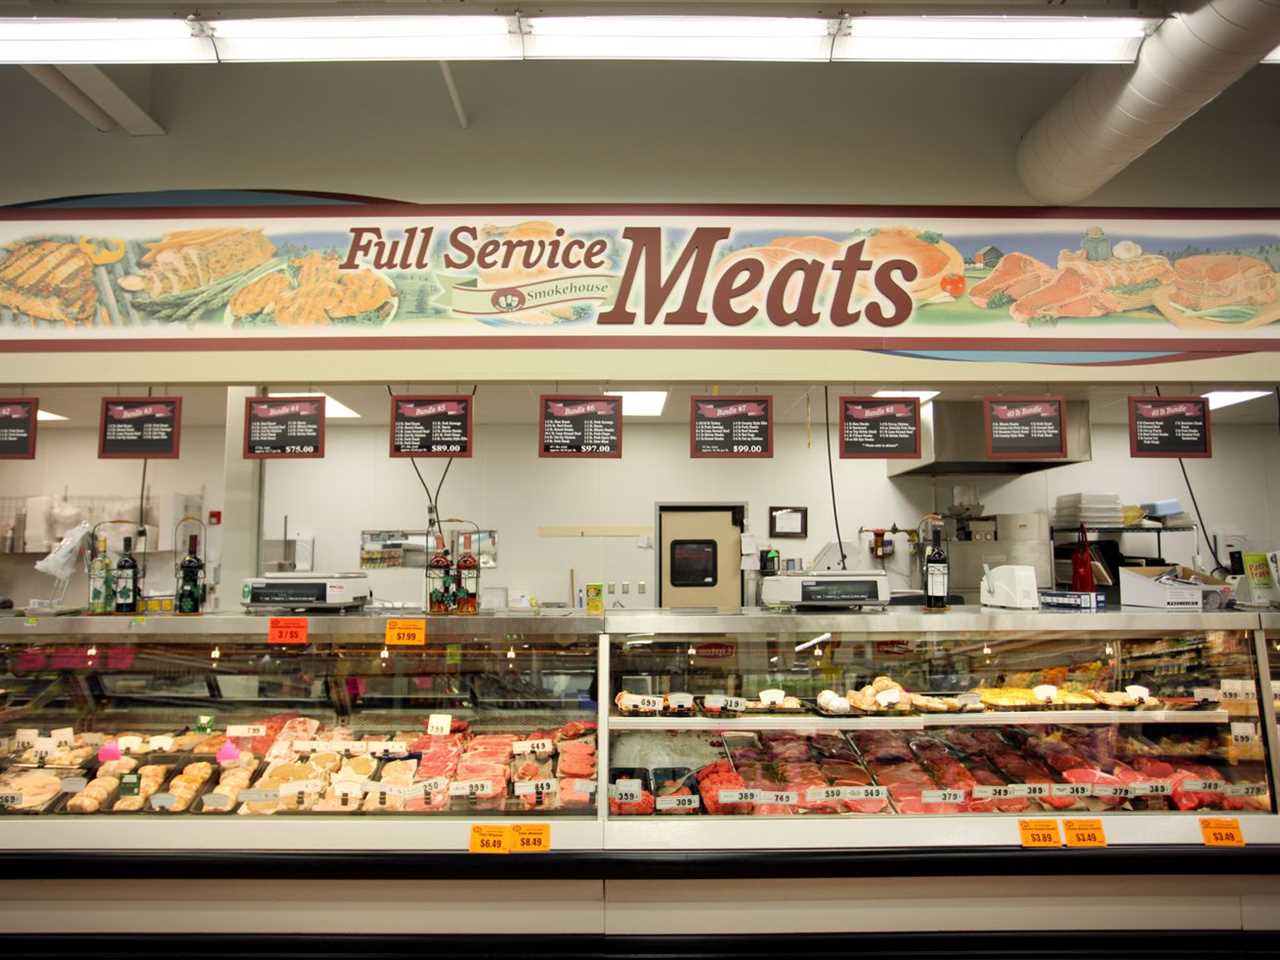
384, 618, 426, 647
511, 823, 551, 853
268, 617, 309, 646
1062, 818, 1107, 848
469, 825, 510, 854
1200, 817, 1245, 847
1018, 818, 1062, 848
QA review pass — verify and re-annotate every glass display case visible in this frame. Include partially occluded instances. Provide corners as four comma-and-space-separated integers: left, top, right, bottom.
1, 608, 1277, 855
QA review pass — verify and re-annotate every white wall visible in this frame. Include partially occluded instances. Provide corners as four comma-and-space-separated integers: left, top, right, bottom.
0, 427, 225, 605
259, 419, 1280, 608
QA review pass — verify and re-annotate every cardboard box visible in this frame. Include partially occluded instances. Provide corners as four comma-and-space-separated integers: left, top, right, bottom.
1119, 565, 1230, 611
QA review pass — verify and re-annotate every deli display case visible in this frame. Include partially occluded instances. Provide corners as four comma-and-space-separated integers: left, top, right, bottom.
1, 607, 1277, 850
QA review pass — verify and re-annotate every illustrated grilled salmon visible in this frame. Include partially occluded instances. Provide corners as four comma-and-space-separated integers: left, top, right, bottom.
0, 240, 98, 324
118, 228, 275, 298
230, 271, 291, 318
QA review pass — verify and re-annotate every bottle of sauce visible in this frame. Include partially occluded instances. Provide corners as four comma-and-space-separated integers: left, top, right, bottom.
114, 536, 140, 614
925, 528, 949, 611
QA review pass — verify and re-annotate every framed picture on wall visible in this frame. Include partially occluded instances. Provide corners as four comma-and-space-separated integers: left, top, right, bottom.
769, 507, 808, 539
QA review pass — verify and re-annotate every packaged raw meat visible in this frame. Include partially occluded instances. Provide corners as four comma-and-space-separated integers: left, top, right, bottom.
808, 734, 859, 762
555, 720, 597, 741
558, 778, 595, 809
965, 764, 1030, 814
851, 730, 913, 763
1170, 763, 1227, 811
653, 768, 699, 814
608, 768, 655, 815
697, 760, 750, 815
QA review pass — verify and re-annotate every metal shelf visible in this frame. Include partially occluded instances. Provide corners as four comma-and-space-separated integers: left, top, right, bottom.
608, 709, 1229, 731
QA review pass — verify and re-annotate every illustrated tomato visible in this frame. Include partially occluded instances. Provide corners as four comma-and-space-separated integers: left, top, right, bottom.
941, 273, 966, 297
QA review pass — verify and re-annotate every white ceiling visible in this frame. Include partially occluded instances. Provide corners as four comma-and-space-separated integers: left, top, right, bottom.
23, 382, 1280, 427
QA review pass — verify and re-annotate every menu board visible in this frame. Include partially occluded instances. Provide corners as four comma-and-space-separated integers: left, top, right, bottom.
984, 396, 1067, 460
243, 396, 325, 459
1129, 396, 1212, 458
99, 397, 182, 459
539, 395, 621, 458
839, 396, 921, 459
0, 398, 37, 460
390, 395, 473, 458
690, 395, 772, 458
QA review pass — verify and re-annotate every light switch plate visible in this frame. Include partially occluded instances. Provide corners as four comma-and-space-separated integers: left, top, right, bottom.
638, 580, 646, 594
621, 582, 630, 595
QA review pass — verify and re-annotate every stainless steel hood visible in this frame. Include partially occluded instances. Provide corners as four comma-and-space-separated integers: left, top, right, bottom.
886, 400, 1091, 477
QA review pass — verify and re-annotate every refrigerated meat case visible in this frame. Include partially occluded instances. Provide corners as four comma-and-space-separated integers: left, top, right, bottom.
1, 607, 1277, 855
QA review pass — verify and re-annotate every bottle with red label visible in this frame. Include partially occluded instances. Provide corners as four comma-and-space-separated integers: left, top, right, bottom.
455, 534, 480, 615
426, 533, 454, 615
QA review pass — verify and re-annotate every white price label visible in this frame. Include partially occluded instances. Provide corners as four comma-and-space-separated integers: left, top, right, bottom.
845, 785, 888, 800
1183, 779, 1226, 792
333, 780, 367, 797
60, 777, 89, 793
718, 788, 762, 804
149, 792, 177, 810
427, 714, 452, 736
1032, 684, 1059, 704
1123, 685, 1151, 703
758, 689, 786, 706
14, 729, 37, 750
282, 778, 323, 795
239, 788, 279, 803
655, 794, 700, 811
227, 724, 267, 738
117, 735, 143, 753
202, 793, 232, 810
971, 784, 1015, 800
666, 693, 695, 710
1219, 680, 1243, 702
760, 791, 799, 805
806, 785, 849, 803
418, 777, 449, 793
1231, 723, 1259, 745
1227, 783, 1267, 798
922, 789, 966, 804
448, 779, 493, 798
363, 741, 401, 757
31, 736, 57, 759
514, 779, 558, 797
370, 783, 410, 799
293, 741, 328, 753
50, 727, 74, 747
612, 778, 644, 803
1091, 784, 1132, 798
513, 739, 554, 755
618, 693, 663, 712
1022, 783, 1050, 798
330, 741, 368, 755
147, 735, 175, 752
1051, 783, 1093, 798
0, 792, 23, 807
1193, 687, 1222, 702
567, 779, 598, 794
1132, 782, 1173, 796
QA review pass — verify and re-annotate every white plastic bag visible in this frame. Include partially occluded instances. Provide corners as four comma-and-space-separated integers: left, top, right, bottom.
35, 521, 91, 581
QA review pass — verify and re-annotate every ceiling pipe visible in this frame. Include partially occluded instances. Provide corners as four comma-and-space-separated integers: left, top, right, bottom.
1016, 0, 1280, 205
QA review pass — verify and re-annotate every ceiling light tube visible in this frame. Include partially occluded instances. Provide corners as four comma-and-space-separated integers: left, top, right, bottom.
523, 16, 837, 61
833, 17, 1156, 63
268, 392, 359, 419
604, 391, 668, 416
1201, 390, 1271, 411
207, 16, 520, 62
873, 389, 940, 403
0, 18, 217, 63
36, 409, 68, 422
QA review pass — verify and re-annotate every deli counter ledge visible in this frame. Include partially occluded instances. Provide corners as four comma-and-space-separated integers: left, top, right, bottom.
0, 605, 1277, 881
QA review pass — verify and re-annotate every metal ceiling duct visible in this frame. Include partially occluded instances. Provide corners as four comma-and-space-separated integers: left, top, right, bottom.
1017, 0, 1280, 205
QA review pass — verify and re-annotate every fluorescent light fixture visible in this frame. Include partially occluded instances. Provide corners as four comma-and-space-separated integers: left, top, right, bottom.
795, 632, 831, 653
604, 390, 668, 416
1265, 45, 1279, 63
36, 409, 68, 421
0, 18, 217, 64
207, 16, 521, 62
268, 392, 359, 419
1201, 390, 1271, 411
523, 16, 836, 61
874, 389, 940, 403
833, 17, 1156, 63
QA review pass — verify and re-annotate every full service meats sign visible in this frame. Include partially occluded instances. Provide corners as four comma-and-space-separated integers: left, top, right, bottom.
1, 207, 1279, 356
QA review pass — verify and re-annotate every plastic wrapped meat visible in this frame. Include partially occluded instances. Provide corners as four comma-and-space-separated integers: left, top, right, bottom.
557, 739, 597, 779
989, 750, 1070, 810
697, 760, 749, 815
1061, 768, 1126, 809
966, 764, 1030, 814
808, 734, 859, 762
1111, 761, 1169, 811
1170, 763, 1227, 811
558, 778, 595, 809
378, 760, 417, 786
456, 759, 509, 782
852, 730, 913, 763
819, 760, 868, 782
555, 720, 597, 741
1133, 757, 1175, 779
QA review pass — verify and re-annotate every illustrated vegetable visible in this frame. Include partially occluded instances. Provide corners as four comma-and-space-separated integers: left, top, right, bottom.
940, 273, 966, 297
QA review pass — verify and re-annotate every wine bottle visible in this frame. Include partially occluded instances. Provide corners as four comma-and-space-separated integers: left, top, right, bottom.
88, 536, 114, 614
114, 536, 139, 614
177, 534, 204, 614
925, 529, 950, 610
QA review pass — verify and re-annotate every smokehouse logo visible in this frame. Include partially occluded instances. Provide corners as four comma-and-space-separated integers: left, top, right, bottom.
492, 288, 526, 311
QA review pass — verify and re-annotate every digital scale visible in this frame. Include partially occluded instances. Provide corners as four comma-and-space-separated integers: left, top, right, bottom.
241, 572, 372, 613
760, 570, 890, 609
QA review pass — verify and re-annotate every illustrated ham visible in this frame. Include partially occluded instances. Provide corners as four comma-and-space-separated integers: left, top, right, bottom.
968, 252, 1054, 308
1168, 254, 1278, 311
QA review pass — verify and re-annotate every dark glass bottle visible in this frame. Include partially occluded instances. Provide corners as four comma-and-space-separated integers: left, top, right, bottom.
114, 536, 139, 614
925, 529, 949, 610
177, 534, 204, 614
